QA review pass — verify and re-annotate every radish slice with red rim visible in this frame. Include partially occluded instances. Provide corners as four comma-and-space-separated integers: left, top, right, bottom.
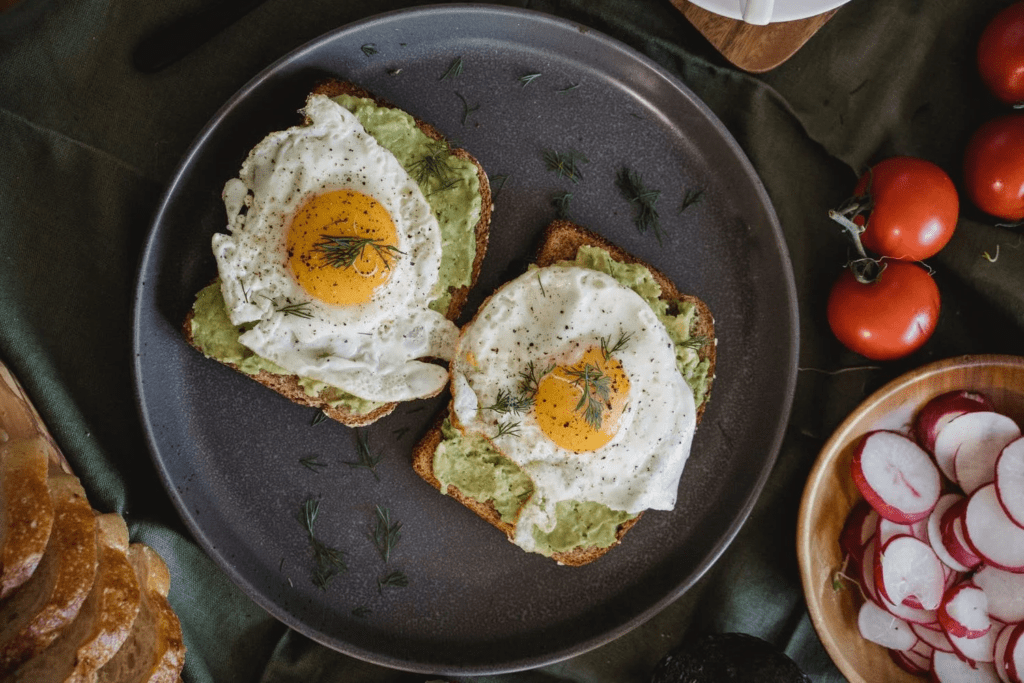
1004, 622, 1024, 683
996, 437, 1024, 529
912, 621, 955, 653
876, 535, 946, 610
964, 483, 1024, 573
888, 648, 929, 675
840, 500, 878, 564
915, 390, 995, 453
938, 582, 991, 639
858, 600, 918, 650
852, 430, 941, 523
994, 623, 1015, 683
974, 565, 1024, 623
948, 412, 1022, 495
941, 498, 984, 572
930, 493, 972, 573
932, 650, 1001, 682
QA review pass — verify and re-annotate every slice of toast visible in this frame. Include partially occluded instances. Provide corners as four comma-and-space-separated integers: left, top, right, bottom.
183, 79, 492, 428
412, 220, 716, 566
0, 473, 99, 675
12, 513, 141, 683
0, 437, 55, 599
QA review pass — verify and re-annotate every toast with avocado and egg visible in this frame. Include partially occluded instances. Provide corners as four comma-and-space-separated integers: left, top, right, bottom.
183, 79, 492, 427
412, 219, 715, 566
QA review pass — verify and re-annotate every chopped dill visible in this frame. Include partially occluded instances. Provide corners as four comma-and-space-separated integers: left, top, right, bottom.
680, 188, 704, 212
537, 272, 546, 297
361, 43, 378, 56
490, 173, 510, 199
483, 388, 534, 416
600, 331, 632, 360
343, 430, 382, 481
543, 149, 589, 184
518, 360, 553, 398
391, 426, 411, 440
408, 139, 458, 189
494, 420, 522, 439
315, 235, 403, 271
455, 91, 479, 126
616, 167, 663, 244
565, 363, 612, 430
519, 72, 542, 86
310, 409, 329, 426
440, 56, 464, 80
299, 456, 327, 473
377, 570, 409, 594
553, 191, 573, 220
276, 301, 314, 319
299, 497, 347, 590
558, 82, 581, 93
680, 333, 711, 351
371, 505, 402, 563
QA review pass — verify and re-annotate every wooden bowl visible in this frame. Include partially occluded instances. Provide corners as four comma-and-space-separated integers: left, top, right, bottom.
797, 354, 1024, 683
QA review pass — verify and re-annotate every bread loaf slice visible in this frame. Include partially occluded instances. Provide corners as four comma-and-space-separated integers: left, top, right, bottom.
0, 437, 55, 599
412, 220, 716, 566
95, 544, 184, 683
183, 78, 492, 427
12, 513, 141, 683
0, 473, 98, 675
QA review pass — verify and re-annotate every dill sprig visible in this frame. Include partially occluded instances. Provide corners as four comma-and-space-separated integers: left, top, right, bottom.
518, 360, 553, 399
408, 139, 457, 189
679, 333, 711, 351
310, 409, 329, 426
616, 167, 663, 244
299, 456, 327, 472
565, 363, 612, 430
391, 426, 411, 440
494, 420, 522, 439
483, 388, 534, 416
680, 188, 704, 212
361, 43, 378, 56
315, 235, 403, 270
276, 301, 314, 319
440, 56, 464, 80
455, 91, 479, 126
543, 149, 589, 184
377, 570, 409, 594
343, 430, 382, 480
558, 82, 581, 93
299, 497, 347, 590
553, 191, 573, 220
491, 174, 510, 196
371, 505, 403, 563
519, 72, 542, 86
600, 331, 632, 360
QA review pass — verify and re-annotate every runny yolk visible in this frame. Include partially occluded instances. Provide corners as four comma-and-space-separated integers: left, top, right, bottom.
533, 347, 630, 453
286, 189, 400, 306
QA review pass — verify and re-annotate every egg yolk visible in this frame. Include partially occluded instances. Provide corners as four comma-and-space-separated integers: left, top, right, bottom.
533, 347, 630, 453
286, 189, 400, 306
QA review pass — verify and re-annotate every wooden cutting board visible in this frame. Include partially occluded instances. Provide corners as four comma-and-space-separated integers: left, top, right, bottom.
671, 0, 838, 73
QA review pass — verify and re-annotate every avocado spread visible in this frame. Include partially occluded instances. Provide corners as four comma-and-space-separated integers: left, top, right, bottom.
433, 246, 713, 556
189, 95, 481, 414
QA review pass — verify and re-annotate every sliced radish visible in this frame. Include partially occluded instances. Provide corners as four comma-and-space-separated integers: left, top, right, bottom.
915, 390, 995, 453
840, 499, 878, 564
889, 648, 929, 675
932, 650, 1001, 682
876, 535, 946, 610
974, 565, 1024, 622
949, 412, 1022, 495
852, 430, 942, 523
912, 621, 956, 653
861, 536, 881, 604
858, 600, 918, 650
996, 437, 1024, 529
938, 582, 992, 639
948, 620, 997, 663
940, 498, 983, 572
1003, 622, 1024, 683
993, 623, 1015, 683
964, 484, 1024, 573
879, 587, 939, 626
930, 493, 972, 573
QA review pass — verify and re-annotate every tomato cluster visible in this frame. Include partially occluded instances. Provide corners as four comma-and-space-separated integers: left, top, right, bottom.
825, 3, 1024, 361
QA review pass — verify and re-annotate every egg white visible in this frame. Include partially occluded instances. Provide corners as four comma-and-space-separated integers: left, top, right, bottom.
211, 94, 458, 403
450, 265, 697, 552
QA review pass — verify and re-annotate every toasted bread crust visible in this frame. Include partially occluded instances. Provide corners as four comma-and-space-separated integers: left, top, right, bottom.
412, 220, 716, 566
184, 79, 492, 427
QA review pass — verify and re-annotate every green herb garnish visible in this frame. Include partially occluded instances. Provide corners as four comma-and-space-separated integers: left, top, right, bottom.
310, 409, 329, 426
553, 191, 573, 220
544, 149, 589, 184
680, 188, 704, 212
558, 82, 581, 93
276, 301, 314, 319
483, 388, 534, 416
377, 570, 409, 593
519, 72, 542, 86
299, 456, 327, 473
600, 332, 632, 360
361, 43, 378, 56
408, 139, 458, 189
315, 235, 403, 271
616, 167, 663, 244
679, 333, 711, 351
440, 56, 464, 80
455, 91, 479, 126
299, 497, 347, 590
371, 505, 402, 563
343, 430, 382, 480
494, 420, 522, 439
518, 360, 553, 399
392, 426, 411, 440
565, 363, 612, 430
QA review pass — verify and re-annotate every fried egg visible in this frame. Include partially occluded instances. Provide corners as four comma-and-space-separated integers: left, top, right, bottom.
212, 94, 459, 403
450, 265, 697, 552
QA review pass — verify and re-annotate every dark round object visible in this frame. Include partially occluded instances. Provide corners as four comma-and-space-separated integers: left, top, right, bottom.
651, 633, 811, 683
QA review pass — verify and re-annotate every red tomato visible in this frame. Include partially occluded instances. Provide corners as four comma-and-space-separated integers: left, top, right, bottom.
963, 114, 1024, 221
827, 260, 941, 361
977, 2, 1024, 105
852, 157, 959, 261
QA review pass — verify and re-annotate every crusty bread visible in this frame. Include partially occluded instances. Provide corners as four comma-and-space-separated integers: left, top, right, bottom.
95, 544, 185, 683
12, 513, 141, 683
183, 78, 492, 428
0, 473, 99, 675
412, 220, 716, 566
0, 437, 55, 599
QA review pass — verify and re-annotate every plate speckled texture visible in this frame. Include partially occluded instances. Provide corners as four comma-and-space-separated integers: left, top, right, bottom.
132, 4, 798, 675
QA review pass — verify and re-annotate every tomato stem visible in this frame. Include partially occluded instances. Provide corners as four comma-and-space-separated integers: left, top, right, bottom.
828, 208, 869, 260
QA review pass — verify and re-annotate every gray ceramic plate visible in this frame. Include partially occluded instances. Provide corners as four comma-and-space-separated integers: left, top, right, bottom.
132, 3, 798, 675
